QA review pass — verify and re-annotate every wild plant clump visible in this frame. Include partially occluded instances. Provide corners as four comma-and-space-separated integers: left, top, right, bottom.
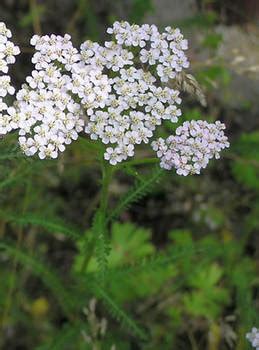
2, 19, 248, 350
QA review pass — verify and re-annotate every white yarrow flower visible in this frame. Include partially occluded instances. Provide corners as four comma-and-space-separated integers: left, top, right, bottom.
0, 20, 228, 174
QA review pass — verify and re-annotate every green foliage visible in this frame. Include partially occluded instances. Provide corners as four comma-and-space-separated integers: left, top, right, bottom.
1, 214, 258, 349
245, 203, 259, 234
19, 4, 46, 28
89, 222, 155, 269
75, 221, 157, 290
231, 132, 259, 189
109, 167, 164, 221
78, 222, 174, 304
0, 241, 77, 318
202, 32, 223, 50
183, 263, 229, 319
74, 222, 257, 348
89, 281, 149, 341
75, 0, 100, 41
91, 173, 112, 280
95, 232, 111, 282
197, 65, 231, 89
175, 12, 218, 29
0, 146, 23, 160
130, 0, 153, 22
0, 211, 81, 241
35, 323, 83, 350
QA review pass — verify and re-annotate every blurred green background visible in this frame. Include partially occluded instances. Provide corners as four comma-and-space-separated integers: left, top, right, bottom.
0, 0, 259, 349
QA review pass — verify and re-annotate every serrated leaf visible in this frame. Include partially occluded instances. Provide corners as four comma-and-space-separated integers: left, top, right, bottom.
89, 281, 149, 341
108, 167, 163, 221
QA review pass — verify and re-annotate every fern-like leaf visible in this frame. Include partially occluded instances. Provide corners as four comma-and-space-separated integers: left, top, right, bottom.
85, 244, 204, 283
108, 167, 164, 221
0, 211, 81, 241
95, 233, 111, 282
0, 241, 77, 318
35, 323, 83, 350
89, 281, 148, 341
91, 210, 110, 280
0, 149, 23, 160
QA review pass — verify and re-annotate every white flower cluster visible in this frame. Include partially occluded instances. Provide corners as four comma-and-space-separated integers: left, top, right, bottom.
246, 328, 259, 350
0, 22, 20, 134
107, 21, 189, 82
0, 21, 229, 174
15, 34, 111, 159
152, 120, 229, 176
80, 21, 187, 164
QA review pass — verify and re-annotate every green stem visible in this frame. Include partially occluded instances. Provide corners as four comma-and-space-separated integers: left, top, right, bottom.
80, 161, 113, 273
80, 156, 158, 273
99, 160, 113, 214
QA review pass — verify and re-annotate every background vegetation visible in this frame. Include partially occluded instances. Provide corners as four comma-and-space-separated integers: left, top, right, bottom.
0, 0, 259, 349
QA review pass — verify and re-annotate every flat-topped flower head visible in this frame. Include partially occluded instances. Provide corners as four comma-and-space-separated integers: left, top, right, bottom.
152, 120, 229, 176
0, 20, 229, 175
79, 21, 191, 165
14, 33, 111, 159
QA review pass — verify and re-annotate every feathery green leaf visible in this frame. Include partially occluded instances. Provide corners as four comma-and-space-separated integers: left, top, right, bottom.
108, 167, 164, 221
35, 323, 83, 350
89, 281, 148, 341
0, 211, 81, 241
0, 241, 77, 317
